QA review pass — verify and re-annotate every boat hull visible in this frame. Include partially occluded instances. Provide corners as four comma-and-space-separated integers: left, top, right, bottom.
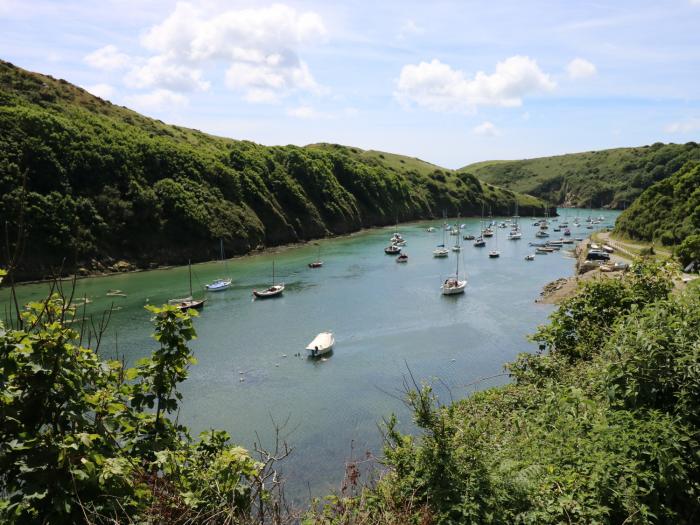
253, 284, 285, 298
441, 279, 467, 295
306, 332, 335, 357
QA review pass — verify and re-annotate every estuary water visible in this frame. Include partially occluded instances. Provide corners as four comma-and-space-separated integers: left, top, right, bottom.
1, 208, 620, 499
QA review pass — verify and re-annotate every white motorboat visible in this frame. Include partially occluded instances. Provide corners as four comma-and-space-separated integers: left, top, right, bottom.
306, 332, 334, 357
385, 244, 402, 255
508, 230, 522, 240
525, 254, 535, 261
426, 227, 436, 232
489, 250, 500, 258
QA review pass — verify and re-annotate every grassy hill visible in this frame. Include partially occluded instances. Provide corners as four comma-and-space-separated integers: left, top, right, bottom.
0, 60, 543, 281
614, 160, 700, 248
461, 143, 700, 209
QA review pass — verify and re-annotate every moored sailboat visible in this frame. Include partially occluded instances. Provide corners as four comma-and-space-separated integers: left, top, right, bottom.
253, 260, 285, 298
206, 239, 232, 291
170, 261, 206, 310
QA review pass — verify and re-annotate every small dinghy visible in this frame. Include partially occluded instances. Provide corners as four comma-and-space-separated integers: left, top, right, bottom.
525, 254, 535, 261
306, 332, 334, 357
396, 253, 408, 263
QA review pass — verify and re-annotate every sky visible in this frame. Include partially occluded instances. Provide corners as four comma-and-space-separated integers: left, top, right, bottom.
1, 0, 700, 168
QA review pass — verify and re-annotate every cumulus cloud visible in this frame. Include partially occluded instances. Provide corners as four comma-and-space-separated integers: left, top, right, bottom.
84, 83, 116, 100
395, 56, 556, 113
566, 58, 597, 79
137, 2, 326, 102
664, 118, 700, 133
84, 45, 131, 71
124, 89, 188, 111
124, 55, 210, 92
225, 59, 319, 103
472, 121, 500, 136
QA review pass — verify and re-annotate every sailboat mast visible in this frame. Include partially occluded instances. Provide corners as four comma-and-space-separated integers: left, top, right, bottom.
188, 259, 193, 297
272, 260, 275, 286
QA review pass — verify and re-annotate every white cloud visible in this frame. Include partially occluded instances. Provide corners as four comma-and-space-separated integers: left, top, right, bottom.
472, 121, 500, 136
137, 2, 326, 102
225, 59, 319, 103
124, 55, 209, 92
124, 89, 188, 111
398, 19, 424, 39
566, 58, 597, 79
84, 45, 131, 71
287, 105, 324, 119
395, 56, 556, 113
286, 105, 358, 119
664, 118, 700, 133
84, 83, 116, 100
690, 0, 700, 5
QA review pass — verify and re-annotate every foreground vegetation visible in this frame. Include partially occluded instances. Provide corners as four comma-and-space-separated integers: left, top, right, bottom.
0, 269, 290, 524
308, 262, 700, 524
3, 261, 698, 524
614, 160, 700, 264
0, 59, 542, 281
463, 142, 700, 209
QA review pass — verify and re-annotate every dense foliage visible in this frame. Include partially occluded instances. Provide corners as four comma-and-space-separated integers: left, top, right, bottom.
308, 262, 700, 524
464, 142, 700, 209
0, 60, 543, 281
0, 295, 277, 524
614, 160, 700, 249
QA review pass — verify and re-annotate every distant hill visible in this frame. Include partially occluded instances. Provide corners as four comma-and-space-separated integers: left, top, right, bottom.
0, 60, 543, 280
461, 143, 700, 209
614, 160, 700, 247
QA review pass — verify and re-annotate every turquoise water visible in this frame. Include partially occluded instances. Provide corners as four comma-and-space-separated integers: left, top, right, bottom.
0, 208, 620, 499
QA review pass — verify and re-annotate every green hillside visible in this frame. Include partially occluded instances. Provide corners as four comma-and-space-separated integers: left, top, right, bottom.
461, 143, 700, 209
614, 160, 700, 248
0, 60, 543, 281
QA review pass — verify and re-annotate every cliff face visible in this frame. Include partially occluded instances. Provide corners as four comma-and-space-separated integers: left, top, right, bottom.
0, 60, 544, 281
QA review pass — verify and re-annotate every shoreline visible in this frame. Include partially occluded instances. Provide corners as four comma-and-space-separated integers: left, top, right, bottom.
3, 218, 442, 287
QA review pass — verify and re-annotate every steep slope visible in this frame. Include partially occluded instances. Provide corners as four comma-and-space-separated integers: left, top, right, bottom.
0, 60, 543, 280
614, 160, 700, 246
461, 143, 700, 209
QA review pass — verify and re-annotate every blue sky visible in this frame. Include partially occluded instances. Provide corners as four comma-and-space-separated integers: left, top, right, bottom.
2, 0, 700, 167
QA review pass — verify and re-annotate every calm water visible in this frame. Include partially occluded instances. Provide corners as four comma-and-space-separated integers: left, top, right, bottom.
1, 208, 620, 499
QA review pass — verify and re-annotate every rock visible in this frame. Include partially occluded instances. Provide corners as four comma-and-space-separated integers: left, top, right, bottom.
109, 260, 134, 272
